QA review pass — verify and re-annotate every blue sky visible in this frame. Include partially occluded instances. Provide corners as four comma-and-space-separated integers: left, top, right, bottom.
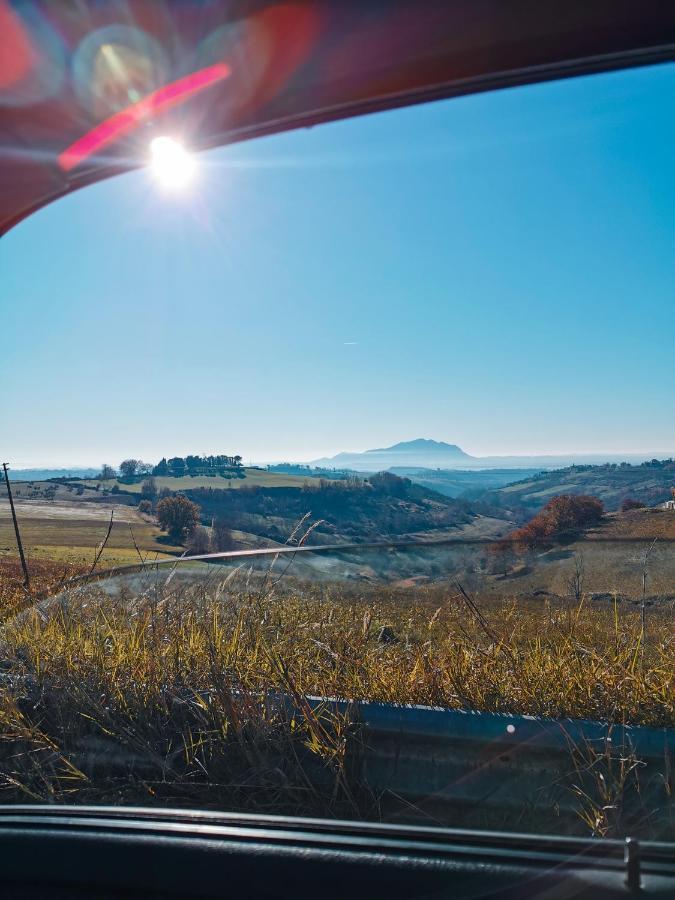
1, 62, 674, 468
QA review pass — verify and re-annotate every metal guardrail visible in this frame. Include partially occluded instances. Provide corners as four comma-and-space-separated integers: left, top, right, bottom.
297, 698, 675, 836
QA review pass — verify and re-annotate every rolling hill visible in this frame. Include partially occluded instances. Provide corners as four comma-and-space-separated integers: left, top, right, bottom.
183, 472, 478, 545
81, 469, 312, 493
1, 470, 497, 574
481, 507, 675, 600
469, 459, 675, 520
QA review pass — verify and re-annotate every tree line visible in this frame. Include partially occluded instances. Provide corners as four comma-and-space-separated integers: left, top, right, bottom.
98, 453, 244, 481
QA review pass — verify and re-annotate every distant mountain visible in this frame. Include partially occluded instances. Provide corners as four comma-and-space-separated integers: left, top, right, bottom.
4, 468, 99, 482
311, 440, 669, 473
311, 439, 474, 472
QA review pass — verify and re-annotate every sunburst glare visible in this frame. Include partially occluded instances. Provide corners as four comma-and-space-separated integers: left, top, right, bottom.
149, 135, 195, 189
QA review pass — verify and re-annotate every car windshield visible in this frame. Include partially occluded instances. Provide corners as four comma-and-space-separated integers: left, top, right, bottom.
1, 57, 673, 841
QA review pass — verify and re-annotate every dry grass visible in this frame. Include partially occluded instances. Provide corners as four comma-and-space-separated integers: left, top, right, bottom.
0, 512, 180, 566
0, 557, 86, 618
599, 508, 675, 540
0, 562, 671, 830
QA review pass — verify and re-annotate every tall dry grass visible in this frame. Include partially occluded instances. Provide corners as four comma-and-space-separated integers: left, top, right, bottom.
0, 565, 671, 830
0, 557, 85, 618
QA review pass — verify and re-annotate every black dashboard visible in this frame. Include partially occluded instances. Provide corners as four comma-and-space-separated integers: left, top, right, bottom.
0, 806, 672, 899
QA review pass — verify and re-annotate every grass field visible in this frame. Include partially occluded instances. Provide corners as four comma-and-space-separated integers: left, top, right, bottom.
481, 509, 675, 598
0, 500, 180, 567
82, 468, 312, 493
600, 507, 675, 540
2, 566, 672, 725
3, 490, 673, 595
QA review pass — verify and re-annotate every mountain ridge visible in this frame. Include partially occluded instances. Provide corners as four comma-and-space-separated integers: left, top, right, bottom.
4, 467, 100, 481
311, 439, 473, 472
364, 438, 471, 456
310, 440, 671, 473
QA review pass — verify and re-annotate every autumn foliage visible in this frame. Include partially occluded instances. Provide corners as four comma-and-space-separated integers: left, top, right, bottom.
498, 494, 604, 552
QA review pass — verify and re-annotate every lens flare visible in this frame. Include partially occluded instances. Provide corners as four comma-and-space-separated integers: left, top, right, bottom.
149, 136, 195, 189
58, 62, 229, 172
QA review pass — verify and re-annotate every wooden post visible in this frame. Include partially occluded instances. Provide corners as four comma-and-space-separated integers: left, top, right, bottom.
2, 463, 30, 589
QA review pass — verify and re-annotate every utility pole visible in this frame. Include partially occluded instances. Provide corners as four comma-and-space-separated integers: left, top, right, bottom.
2, 463, 30, 589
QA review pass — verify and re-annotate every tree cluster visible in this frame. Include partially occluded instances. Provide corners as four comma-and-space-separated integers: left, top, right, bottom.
153, 454, 243, 477
639, 458, 674, 469
98, 460, 153, 481
98, 454, 244, 483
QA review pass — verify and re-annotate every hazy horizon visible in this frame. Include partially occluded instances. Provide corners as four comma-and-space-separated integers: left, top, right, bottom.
2, 63, 674, 468
7, 440, 674, 471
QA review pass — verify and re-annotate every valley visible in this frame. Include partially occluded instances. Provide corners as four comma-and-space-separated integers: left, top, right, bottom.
2, 456, 673, 599
1, 452, 673, 835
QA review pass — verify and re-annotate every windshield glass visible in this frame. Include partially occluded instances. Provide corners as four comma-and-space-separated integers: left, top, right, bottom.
1, 60, 673, 840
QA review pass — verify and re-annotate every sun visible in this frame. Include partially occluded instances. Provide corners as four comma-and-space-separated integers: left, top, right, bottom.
149, 136, 195, 189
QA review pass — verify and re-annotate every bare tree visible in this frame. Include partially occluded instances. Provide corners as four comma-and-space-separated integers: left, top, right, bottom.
211, 518, 236, 552
99, 464, 116, 481
565, 552, 585, 601
140, 477, 158, 499
638, 538, 658, 641
187, 526, 210, 555
639, 538, 658, 599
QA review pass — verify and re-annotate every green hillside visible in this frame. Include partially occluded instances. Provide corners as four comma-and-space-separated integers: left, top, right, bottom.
80, 468, 312, 493
184, 471, 475, 545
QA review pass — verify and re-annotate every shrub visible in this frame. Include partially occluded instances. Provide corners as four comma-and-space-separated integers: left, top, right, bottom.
621, 498, 646, 512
